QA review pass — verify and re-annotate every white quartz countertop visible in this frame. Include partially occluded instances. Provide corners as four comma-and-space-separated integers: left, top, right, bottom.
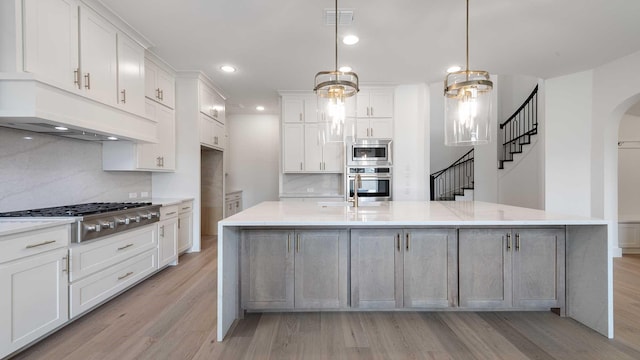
150, 197, 195, 206
0, 218, 75, 237
219, 201, 608, 227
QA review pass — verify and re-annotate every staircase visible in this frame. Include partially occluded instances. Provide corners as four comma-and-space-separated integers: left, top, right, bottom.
430, 149, 474, 201
498, 85, 539, 169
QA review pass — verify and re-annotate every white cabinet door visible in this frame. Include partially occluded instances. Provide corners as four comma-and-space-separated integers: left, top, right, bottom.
23, 0, 79, 93
241, 230, 294, 309
322, 140, 343, 172
0, 248, 68, 359
355, 118, 371, 139
199, 114, 214, 146
211, 120, 225, 150
369, 90, 394, 117
512, 228, 565, 309
403, 229, 457, 308
158, 218, 178, 268
283, 97, 304, 123
178, 211, 193, 254
294, 230, 347, 308
144, 59, 174, 109
283, 123, 304, 172
369, 118, 393, 139
351, 229, 403, 309
145, 58, 158, 100
356, 90, 370, 118
116, 33, 145, 116
79, 5, 117, 105
304, 124, 323, 171
459, 229, 511, 308
138, 99, 175, 171
199, 83, 216, 118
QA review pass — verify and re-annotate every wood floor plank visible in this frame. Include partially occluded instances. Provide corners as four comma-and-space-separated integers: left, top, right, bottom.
11, 238, 640, 360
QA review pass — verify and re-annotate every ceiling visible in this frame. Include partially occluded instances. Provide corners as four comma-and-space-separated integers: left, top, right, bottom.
99, 0, 640, 115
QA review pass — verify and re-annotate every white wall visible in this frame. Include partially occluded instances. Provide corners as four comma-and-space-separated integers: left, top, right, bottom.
393, 84, 429, 201
226, 114, 280, 209
0, 127, 151, 212
544, 70, 593, 217
618, 113, 640, 217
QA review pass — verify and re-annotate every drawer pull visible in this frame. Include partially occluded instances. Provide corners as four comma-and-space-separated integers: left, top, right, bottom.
181, 207, 190, 210
117, 243, 134, 251
165, 211, 177, 216
26, 240, 56, 249
118, 271, 134, 281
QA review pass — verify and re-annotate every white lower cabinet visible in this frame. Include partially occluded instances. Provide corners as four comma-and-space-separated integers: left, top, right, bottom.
178, 200, 194, 254
68, 225, 158, 318
350, 229, 457, 309
241, 229, 348, 310
0, 225, 70, 359
458, 228, 565, 310
225, 191, 243, 217
158, 205, 179, 267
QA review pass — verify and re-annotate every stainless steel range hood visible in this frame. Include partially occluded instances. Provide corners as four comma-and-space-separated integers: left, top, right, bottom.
0, 122, 117, 141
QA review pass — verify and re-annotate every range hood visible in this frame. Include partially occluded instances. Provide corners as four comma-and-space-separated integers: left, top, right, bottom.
0, 122, 118, 141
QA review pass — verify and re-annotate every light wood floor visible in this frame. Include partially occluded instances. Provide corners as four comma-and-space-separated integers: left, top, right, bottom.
11, 238, 640, 360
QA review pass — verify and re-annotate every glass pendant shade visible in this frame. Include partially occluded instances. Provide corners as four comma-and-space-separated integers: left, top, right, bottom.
315, 70, 359, 142
444, 70, 492, 146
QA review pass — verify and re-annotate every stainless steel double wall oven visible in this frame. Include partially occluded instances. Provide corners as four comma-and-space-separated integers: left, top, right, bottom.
346, 139, 392, 202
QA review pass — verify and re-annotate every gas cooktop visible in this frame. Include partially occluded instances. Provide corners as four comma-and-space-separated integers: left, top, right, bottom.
0, 202, 153, 218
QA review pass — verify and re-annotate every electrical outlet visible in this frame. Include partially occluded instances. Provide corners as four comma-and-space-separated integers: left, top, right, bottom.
141, 191, 149, 198
129, 192, 138, 199
307, 188, 314, 193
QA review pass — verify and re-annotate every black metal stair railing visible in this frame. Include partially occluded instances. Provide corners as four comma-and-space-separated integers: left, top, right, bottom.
499, 85, 538, 169
430, 149, 474, 201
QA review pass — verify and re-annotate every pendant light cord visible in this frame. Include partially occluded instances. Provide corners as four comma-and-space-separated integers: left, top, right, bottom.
466, 0, 469, 81
335, 0, 338, 72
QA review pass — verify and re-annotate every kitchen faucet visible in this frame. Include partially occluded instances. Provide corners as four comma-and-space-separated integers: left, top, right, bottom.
352, 174, 362, 208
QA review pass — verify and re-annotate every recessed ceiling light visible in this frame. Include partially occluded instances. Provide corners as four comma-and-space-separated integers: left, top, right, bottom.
343, 35, 359, 45
220, 65, 236, 73
256, 106, 265, 111
23, 136, 33, 140
447, 65, 462, 73
339, 66, 352, 72
54, 126, 68, 131
107, 136, 118, 141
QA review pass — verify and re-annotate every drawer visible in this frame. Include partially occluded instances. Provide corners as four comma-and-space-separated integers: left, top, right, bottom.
0, 225, 70, 264
179, 200, 193, 214
69, 248, 157, 318
160, 204, 179, 219
69, 225, 157, 282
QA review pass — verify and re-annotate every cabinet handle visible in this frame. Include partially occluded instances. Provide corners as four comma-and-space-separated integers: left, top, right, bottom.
515, 233, 520, 251
121, 89, 126, 104
26, 240, 56, 249
287, 233, 291, 253
161, 156, 165, 167
366, 128, 370, 137
366, 107, 370, 116
160, 225, 165, 237
157, 156, 162, 167
371, 127, 373, 137
506, 233, 512, 251
181, 207, 190, 210
156, 88, 161, 99
74, 68, 80, 89
166, 211, 177, 216
406, 233, 410, 251
300, 162, 303, 170
299, 113, 303, 122
371, 107, 374, 117
396, 233, 401, 251
160, 89, 164, 101
320, 162, 322, 170
178, 218, 181, 229
62, 256, 68, 273
117, 243, 134, 251
296, 234, 301, 253
118, 271, 134, 281
84, 73, 91, 89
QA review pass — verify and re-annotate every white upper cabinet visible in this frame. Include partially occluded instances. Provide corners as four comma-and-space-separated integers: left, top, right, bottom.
357, 89, 394, 118
283, 95, 317, 123
79, 5, 118, 106
145, 58, 175, 109
23, 0, 80, 93
116, 33, 145, 116
199, 82, 226, 124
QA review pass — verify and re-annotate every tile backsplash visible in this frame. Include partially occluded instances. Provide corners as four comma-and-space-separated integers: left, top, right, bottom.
0, 127, 151, 212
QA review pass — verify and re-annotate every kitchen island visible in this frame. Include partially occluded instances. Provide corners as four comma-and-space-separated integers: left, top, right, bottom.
217, 201, 612, 341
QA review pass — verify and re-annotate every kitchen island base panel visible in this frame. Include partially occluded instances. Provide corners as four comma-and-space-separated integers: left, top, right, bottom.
217, 226, 240, 342
566, 225, 611, 338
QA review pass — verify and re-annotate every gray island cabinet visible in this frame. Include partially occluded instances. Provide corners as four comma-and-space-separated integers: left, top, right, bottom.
217, 201, 611, 341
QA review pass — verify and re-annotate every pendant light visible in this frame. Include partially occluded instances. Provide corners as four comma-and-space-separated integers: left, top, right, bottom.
314, 0, 359, 143
444, 0, 493, 146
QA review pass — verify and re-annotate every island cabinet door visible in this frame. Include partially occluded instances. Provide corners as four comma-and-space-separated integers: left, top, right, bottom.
458, 229, 512, 308
294, 230, 348, 308
512, 228, 565, 310
351, 229, 403, 309
241, 230, 294, 310
403, 229, 458, 308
